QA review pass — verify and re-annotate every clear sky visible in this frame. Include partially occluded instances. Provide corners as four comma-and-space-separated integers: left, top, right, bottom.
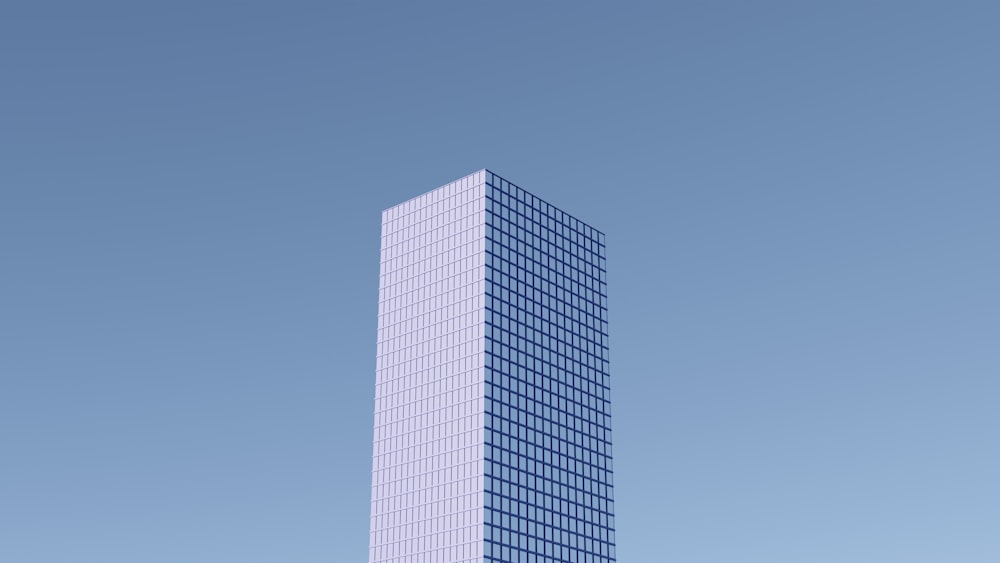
1, 2, 998, 562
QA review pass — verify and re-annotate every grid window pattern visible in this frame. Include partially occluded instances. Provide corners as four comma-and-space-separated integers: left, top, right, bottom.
482, 171, 616, 563
371, 169, 616, 563
370, 171, 487, 563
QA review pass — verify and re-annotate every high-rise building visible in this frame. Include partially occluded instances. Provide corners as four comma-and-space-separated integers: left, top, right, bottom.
371, 170, 615, 563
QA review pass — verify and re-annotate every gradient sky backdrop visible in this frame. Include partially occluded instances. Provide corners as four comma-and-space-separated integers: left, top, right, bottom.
2, 2, 998, 562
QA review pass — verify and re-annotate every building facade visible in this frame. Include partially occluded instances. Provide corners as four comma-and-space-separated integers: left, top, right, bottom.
371, 170, 615, 563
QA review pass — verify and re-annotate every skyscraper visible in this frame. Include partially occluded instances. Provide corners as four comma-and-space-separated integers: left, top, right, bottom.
371, 170, 615, 563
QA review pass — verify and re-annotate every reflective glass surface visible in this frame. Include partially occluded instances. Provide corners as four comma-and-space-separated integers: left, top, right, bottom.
483, 171, 616, 563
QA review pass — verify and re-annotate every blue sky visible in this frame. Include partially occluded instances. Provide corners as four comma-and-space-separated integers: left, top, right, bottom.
1, 2, 998, 562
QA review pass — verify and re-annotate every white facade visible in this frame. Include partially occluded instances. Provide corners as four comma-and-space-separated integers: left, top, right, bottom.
371, 171, 487, 563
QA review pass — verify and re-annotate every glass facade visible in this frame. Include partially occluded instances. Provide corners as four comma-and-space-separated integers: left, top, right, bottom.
371, 172, 487, 563
482, 171, 615, 563
371, 170, 614, 563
